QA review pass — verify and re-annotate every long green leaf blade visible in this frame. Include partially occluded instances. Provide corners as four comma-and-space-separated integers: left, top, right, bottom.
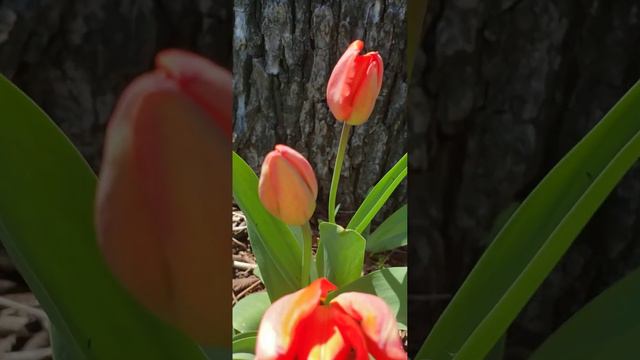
367, 204, 407, 253
418, 79, 640, 359
531, 267, 640, 360
347, 154, 407, 233
0, 75, 207, 359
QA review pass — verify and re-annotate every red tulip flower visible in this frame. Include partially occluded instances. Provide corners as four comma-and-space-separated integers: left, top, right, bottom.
255, 278, 406, 360
259, 144, 318, 225
326, 40, 384, 126
95, 49, 231, 346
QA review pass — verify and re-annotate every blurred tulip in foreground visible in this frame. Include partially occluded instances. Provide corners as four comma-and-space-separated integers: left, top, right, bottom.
95, 49, 231, 346
258, 144, 318, 225
255, 278, 406, 360
326, 40, 384, 126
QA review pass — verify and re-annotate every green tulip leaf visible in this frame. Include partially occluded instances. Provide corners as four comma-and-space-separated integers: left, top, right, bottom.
367, 205, 407, 253
485, 336, 506, 360
329, 267, 407, 330
233, 354, 255, 360
347, 154, 407, 233
233, 332, 257, 354
319, 222, 366, 287
233, 292, 271, 333
530, 267, 640, 360
288, 225, 305, 251
0, 75, 208, 359
50, 324, 83, 360
253, 266, 264, 283
418, 79, 640, 359
233, 152, 302, 300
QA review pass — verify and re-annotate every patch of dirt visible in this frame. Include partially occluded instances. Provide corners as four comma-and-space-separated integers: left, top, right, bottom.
0, 250, 51, 360
232, 208, 263, 305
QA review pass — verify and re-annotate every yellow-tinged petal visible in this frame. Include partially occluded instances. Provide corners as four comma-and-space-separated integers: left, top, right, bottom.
296, 306, 350, 360
258, 144, 317, 225
255, 278, 337, 359
331, 292, 407, 360
275, 144, 318, 198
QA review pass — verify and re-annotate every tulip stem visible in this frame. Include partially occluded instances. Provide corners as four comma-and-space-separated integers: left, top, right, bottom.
301, 222, 313, 287
328, 123, 352, 223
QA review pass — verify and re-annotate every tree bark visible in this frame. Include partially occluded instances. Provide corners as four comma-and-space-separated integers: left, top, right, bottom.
0, 0, 233, 169
233, 0, 407, 217
410, 0, 640, 357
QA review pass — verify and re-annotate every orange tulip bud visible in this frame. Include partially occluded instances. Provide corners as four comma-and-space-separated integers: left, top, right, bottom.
255, 278, 406, 360
95, 49, 231, 346
258, 145, 318, 225
326, 40, 384, 126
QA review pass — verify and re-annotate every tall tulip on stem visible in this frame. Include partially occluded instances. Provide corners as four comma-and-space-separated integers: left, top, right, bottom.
259, 144, 318, 287
326, 40, 384, 223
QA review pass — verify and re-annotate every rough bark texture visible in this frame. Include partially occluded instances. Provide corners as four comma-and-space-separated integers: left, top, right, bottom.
409, 0, 640, 357
0, 0, 233, 169
233, 0, 407, 217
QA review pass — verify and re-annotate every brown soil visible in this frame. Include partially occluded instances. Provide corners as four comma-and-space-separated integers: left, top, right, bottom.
232, 208, 264, 305
0, 250, 51, 360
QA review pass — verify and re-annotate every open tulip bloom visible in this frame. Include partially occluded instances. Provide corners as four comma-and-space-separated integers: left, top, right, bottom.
232, 39, 407, 359
255, 278, 406, 360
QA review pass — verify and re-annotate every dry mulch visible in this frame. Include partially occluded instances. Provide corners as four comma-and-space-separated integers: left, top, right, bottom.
0, 250, 51, 360
232, 208, 263, 305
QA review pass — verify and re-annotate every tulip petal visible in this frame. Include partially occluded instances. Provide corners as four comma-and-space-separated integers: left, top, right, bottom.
326, 40, 364, 121
331, 292, 407, 360
96, 72, 230, 346
347, 56, 382, 126
275, 144, 318, 197
156, 49, 233, 137
330, 306, 370, 360
258, 145, 317, 225
295, 306, 351, 360
326, 41, 384, 125
258, 151, 283, 218
366, 51, 384, 92
256, 278, 337, 359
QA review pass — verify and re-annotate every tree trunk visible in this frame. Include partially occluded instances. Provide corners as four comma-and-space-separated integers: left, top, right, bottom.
0, 0, 233, 169
233, 0, 407, 217
410, 0, 640, 357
